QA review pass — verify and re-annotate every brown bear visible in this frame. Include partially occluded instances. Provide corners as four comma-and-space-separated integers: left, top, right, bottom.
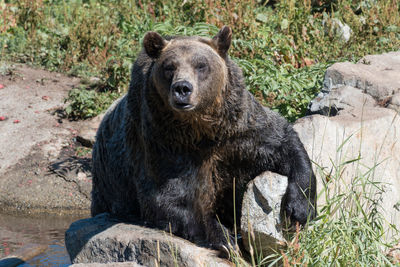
91, 26, 316, 252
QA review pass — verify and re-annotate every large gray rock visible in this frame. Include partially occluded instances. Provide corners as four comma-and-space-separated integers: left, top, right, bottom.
295, 110, 400, 239
65, 213, 232, 267
310, 51, 400, 116
297, 51, 400, 239
322, 51, 400, 102
241, 171, 287, 256
307, 85, 376, 116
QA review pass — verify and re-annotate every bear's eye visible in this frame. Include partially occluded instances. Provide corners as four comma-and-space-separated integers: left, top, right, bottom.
195, 63, 207, 71
163, 64, 176, 72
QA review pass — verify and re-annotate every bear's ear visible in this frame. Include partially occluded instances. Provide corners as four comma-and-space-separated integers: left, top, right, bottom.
212, 26, 232, 57
143, 31, 167, 59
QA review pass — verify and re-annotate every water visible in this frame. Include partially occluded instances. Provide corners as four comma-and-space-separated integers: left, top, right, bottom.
0, 212, 86, 266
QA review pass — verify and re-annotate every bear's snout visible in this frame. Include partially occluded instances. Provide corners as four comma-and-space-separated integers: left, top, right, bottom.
170, 81, 194, 110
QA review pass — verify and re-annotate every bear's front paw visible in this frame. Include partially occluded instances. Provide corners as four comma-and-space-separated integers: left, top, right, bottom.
211, 235, 240, 259
283, 194, 316, 228
207, 221, 240, 258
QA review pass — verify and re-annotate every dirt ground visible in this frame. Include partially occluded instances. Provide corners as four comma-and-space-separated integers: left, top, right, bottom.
0, 63, 94, 215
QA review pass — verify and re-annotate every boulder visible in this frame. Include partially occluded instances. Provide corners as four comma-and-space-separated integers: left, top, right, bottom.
321, 51, 400, 104
295, 110, 400, 236
65, 213, 232, 267
307, 85, 377, 116
296, 51, 400, 239
240, 171, 287, 257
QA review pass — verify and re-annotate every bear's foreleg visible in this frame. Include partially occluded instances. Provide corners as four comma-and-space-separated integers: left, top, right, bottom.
280, 130, 317, 227
194, 160, 237, 255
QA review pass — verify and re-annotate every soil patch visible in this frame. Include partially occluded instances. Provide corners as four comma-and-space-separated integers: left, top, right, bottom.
0, 63, 93, 215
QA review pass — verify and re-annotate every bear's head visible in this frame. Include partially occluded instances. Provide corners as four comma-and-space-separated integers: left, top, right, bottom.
143, 26, 232, 115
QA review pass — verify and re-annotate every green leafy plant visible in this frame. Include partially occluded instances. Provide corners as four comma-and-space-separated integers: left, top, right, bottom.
64, 87, 119, 120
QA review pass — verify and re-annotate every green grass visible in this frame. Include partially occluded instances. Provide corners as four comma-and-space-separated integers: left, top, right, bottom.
1, 0, 399, 120
270, 162, 397, 266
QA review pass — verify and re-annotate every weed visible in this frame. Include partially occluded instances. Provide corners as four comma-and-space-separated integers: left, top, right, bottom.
75, 146, 92, 158
64, 86, 119, 120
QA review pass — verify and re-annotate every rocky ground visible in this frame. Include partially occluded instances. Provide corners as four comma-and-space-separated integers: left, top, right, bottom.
0, 63, 94, 215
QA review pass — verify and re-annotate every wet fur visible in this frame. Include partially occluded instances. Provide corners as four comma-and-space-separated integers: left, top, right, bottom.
91, 28, 316, 250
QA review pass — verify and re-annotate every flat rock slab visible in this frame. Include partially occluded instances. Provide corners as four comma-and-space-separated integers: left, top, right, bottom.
65, 213, 232, 267
308, 85, 377, 116
310, 51, 400, 116
323, 51, 400, 102
0, 65, 77, 173
0, 64, 91, 214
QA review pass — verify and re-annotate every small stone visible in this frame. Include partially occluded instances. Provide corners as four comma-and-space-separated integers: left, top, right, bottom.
89, 77, 101, 84
323, 18, 352, 42
77, 172, 87, 181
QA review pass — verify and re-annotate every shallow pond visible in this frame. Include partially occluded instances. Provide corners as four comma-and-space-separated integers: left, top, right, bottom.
0, 212, 86, 266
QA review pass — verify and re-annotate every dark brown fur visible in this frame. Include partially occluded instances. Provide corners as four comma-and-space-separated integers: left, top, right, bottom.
91, 26, 316, 251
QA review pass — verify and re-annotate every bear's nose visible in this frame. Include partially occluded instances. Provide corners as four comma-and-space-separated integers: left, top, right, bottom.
171, 81, 193, 99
